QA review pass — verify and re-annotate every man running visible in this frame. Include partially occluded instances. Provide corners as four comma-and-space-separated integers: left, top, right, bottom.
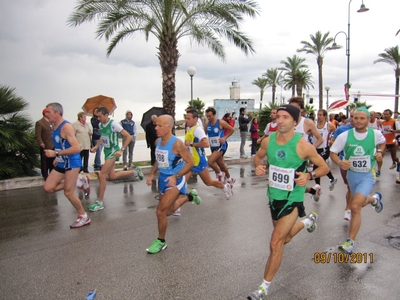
257, 108, 277, 143
204, 107, 235, 185
380, 109, 399, 173
88, 107, 144, 211
43, 102, 91, 228
330, 107, 385, 254
145, 115, 199, 254
248, 104, 328, 299
185, 110, 232, 200
288, 97, 323, 201
311, 109, 337, 191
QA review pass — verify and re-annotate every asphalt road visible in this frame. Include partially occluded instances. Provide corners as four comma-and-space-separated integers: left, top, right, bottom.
1, 158, 400, 299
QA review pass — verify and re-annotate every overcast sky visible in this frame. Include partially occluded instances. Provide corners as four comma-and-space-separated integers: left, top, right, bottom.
1, 0, 399, 130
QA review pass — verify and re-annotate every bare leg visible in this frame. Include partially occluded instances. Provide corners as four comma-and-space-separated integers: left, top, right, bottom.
348, 192, 375, 240
63, 168, 86, 215
156, 188, 181, 239
44, 169, 65, 193
198, 168, 224, 189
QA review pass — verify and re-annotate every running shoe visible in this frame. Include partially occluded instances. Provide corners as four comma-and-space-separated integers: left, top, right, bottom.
339, 238, 354, 254
227, 177, 236, 188
376, 170, 381, 177
146, 239, 167, 254
217, 171, 226, 182
123, 164, 128, 171
135, 166, 144, 180
189, 189, 202, 205
329, 178, 337, 191
372, 192, 383, 213
306, 210, 318, 233
240, 154, 249, 159
344, 209, 351, 221
173, 207, 181, 216
247, 286, 267, 300
390, 162, 397, 170
88, 201, 105, 212
396, 178, 400, 184
70, 215, 91, 228
311, 184, 321, 202
223, 183, 233, 200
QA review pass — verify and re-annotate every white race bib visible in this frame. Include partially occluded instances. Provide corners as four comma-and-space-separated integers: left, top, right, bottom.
269, 165, 295, 191
156, 148, 169, 168
349, 155, 371, 172
101, 136, 110, 148
209, 136, 220, 147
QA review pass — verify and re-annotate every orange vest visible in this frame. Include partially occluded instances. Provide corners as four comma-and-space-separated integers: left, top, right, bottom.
382, 119, 396, 144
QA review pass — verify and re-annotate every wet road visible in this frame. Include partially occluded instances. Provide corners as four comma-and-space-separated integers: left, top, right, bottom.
1, 160, 400, 299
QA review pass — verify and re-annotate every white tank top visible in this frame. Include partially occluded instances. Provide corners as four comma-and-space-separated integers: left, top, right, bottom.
312, 122, 329, 149
368, 119, 380, 130
294, 117, 308, 141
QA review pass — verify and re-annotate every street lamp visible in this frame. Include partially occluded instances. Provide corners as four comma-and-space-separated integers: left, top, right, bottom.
187, 66, 196, 107
325, 86, 330, 110
330, 0, 369, 115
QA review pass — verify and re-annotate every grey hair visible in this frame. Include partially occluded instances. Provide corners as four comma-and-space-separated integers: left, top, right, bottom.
46, 102, 63, 116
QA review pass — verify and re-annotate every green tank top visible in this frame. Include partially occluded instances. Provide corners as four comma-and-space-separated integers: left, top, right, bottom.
344, 128, 376, 173
267, 132, 307, 203
100, 120, 120, 159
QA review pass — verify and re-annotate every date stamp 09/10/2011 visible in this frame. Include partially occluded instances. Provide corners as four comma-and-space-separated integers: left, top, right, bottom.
313, 252, 373, 264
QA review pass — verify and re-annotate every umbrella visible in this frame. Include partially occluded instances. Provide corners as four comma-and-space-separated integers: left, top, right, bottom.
141, 107, 168, 130
328, 99, 350, 112
82, 95, 117, 116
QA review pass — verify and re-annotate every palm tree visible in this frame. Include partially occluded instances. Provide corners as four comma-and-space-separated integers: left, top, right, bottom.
374, 46, 400, 112
262, 68, 282, 105
295, 69, 314, 97
251, 77, 268, 109
297, 31, 334, 109
348, 100, 372, 110
0, 85, 39, 179
68, 0, 260, 119
280, 55, 308, 96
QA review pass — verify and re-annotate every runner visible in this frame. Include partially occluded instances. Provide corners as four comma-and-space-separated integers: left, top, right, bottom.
145, 115, 199, 254
43, 102, 91, 228
204, 107, 236, 185
88, 107, 144, 211
330, 107, 385, 254
248, 104, 329, 299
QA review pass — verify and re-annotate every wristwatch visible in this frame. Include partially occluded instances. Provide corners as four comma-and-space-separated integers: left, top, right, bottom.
175, 174, 182, 180
190, 143, 194, 147
121, 147, 125, 151
308, 171, 316, 180
55, 151, 59, 157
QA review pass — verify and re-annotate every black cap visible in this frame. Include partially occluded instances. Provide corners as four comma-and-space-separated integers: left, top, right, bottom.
277, 104, 300, 122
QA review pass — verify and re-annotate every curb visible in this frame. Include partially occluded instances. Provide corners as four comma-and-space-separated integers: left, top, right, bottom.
0, 157, 251, 191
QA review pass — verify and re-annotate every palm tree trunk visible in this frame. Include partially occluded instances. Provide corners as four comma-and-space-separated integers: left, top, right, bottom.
395, 68, 399, 112
272, 85, 276, 104
158, 33, 179, 120
318, 58, 323, 110
260, 90, 264, 110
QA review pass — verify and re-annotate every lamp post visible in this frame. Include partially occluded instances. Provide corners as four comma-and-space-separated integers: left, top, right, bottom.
187, 66, 196, 108
330, 0, 369, 115
325, 86, 330, 110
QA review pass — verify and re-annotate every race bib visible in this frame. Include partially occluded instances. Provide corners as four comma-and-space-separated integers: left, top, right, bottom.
209, 136, 220, 147
349, 155, 371, 172
269, 165, 295, 191
156, 148, 169, 168
101, 136, 110, 148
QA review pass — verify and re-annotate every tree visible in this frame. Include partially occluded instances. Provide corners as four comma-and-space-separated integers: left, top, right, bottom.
294, 69, 314, 97
262, 68, 282, 105
186, 98, 205, 117
348, 100, 372, 110
251, 77, 268, 109
68, 0, 260, 119
374, 46, 400, 112
280, 55, 308, 96
0, 85, 39, 179
297, 31, 334, 109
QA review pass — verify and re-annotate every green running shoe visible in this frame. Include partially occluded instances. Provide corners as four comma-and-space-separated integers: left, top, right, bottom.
135, 167, 144, 180
189, 189, 202, 205
88, 201, 105, 212
146, 239, 167, 254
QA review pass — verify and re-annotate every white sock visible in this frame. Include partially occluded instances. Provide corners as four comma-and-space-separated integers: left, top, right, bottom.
97, 201, 104, 205
372, 195, 378, 206
79, 213, 87, 218
302, 218, 312, 228
260, 279, 271, 292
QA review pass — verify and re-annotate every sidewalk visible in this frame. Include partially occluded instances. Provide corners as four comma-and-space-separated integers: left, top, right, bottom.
0, 138, 254, 191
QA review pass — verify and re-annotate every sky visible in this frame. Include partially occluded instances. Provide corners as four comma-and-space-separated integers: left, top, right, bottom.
1, 0, 399, 131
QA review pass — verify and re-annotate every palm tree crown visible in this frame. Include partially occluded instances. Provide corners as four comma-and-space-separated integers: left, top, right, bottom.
280, 55, 308, 97
251, 77, 268, 109
297, 31, 333, 109
263, 68, 282, 105
68, 0, 260, 118
374, 45, 400, 112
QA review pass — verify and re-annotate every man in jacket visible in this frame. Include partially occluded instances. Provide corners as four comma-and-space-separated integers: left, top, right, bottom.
35, 108, 54, 180
238, 107, 253, 158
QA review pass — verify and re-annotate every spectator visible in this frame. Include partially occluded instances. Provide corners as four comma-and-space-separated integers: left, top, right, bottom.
34, 108, 54, 180
249, 117, 259, 156
73, 112, 92, 173
91, 108, 103, 170
120, 110, 137, 170
238, 107, 253, 158
145, 115, 158, 166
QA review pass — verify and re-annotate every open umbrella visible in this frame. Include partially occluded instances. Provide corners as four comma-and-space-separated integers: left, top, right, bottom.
141, 107, 168, 130
328, 99, 350, 112
82, 95, 117, 116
